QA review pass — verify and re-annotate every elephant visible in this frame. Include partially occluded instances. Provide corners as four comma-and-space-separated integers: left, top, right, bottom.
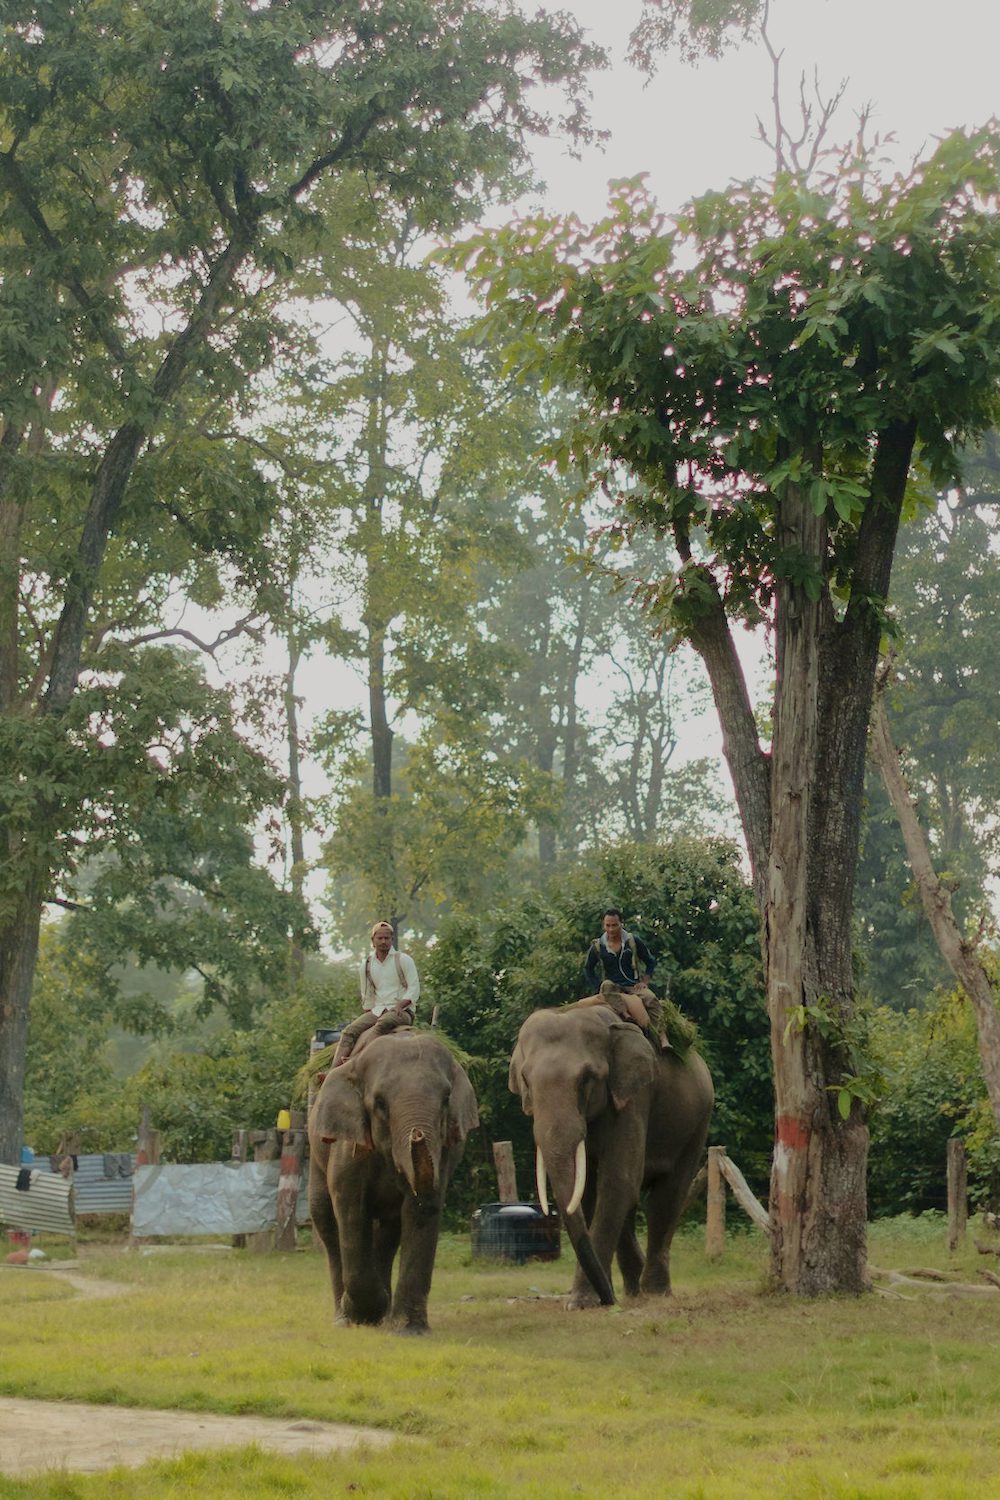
308, 1028, 478, 1334
509, 1003, 713, 1308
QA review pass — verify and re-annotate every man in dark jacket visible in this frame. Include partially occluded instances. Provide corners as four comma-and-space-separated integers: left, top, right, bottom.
583, 908, 668, 1050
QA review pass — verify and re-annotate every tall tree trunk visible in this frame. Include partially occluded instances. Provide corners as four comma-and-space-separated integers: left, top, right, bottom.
870, 691, 1000, 1133
558, 575, 590, 857
536, 730, 557, 871
284, 622, 307, 989
679, 421, 916, 1294
0, 875, 44, 1163
765, 478, 869, 1293
683, 568, 771, 912
368, 628, 393, 801
0, 424, 25, 715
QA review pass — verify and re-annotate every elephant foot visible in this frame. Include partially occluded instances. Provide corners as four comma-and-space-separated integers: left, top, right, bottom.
342, 1291, 390, 1326
565, 1286, 611, 1311
639, 1272, 672, 1297
393, 1320, 431, 1337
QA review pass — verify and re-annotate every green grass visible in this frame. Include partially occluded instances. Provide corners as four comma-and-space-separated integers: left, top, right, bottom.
3, 1218, 1000, 1498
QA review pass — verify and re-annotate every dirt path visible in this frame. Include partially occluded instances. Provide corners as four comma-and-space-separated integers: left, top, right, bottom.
1, 1259, 394, 1475
0, 1397, 394, 1475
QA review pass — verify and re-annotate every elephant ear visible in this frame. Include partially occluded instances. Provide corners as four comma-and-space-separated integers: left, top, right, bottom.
447, 1064, 480, 1145
608, 1022, 656, 1113
508, 1044, 532, 1117
310, 1068, 371, 1149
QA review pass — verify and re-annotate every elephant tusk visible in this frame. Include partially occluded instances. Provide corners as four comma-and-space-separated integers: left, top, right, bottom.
566, 1140, 587, 1216
535, 1147, 549, 1217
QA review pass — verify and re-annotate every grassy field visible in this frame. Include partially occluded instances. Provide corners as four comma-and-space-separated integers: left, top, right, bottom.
3, 1217, 1000, 1499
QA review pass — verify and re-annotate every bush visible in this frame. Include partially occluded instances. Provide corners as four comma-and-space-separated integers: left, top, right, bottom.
867, 993, 988, 1216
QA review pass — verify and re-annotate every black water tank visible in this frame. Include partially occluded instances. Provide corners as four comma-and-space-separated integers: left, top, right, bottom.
470, 1202, 561, 1263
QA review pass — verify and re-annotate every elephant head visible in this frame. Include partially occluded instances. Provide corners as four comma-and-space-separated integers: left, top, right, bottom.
509, 1006, 655, 1305
312, 1032, 479, 1199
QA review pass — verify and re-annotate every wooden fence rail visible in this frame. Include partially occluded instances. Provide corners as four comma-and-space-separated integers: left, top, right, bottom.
705, 1145, 770, 1257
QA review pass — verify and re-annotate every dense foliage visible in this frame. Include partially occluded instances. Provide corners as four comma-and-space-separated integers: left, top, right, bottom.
25, 950, 359, 1161
867, 989, 1000, 1216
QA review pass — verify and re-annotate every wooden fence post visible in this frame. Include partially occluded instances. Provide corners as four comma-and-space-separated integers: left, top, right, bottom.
492, 1142, 519, 1205
231, 1129, 249, 1249
275, 1127, 305, 1251
948, 1137, 968, 1251
250, 1129, 280, 1253
706, 1145, 726, 1259
136, 1106, 160, 1168
130, 1107, 161, 1249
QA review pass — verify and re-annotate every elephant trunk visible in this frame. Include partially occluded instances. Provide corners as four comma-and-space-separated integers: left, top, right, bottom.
409, 1128, 436, 1198
535, 1130, 614, 1306
390, 1106, 442, 1198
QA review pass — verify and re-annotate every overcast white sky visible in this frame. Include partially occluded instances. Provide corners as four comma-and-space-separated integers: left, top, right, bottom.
530, 0, 998, 221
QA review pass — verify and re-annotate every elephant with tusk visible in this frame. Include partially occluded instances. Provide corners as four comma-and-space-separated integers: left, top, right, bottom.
510, 1003, 713, 1309
308, 1028, 478, 1334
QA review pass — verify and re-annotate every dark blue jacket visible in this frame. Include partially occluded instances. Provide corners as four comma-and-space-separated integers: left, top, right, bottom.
585, 930, 655, 990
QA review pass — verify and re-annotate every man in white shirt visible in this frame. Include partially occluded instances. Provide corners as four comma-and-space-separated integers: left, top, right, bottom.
332, 921, 420, 1065
360, 921, 420, 1017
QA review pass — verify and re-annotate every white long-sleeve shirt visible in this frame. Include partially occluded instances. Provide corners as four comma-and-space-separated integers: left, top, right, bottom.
358, 947, 420, 1016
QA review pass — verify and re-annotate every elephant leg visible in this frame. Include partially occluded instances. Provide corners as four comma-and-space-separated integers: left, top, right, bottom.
308, 1159, 345, 1321
337, 1196, 391, 1325
373, 1214, 401, 1302
616, 1206, 644, 1297
641, 1169, 693, 1296
567, 1118, 645, 1310
390, 1196, 442, 1334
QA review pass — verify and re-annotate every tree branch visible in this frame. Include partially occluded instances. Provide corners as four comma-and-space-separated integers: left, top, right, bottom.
111, 614, 266, 657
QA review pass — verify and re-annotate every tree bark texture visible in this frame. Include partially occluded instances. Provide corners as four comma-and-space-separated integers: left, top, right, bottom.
0, 875, 44, 1164
870, 691, 1000, 1134
765, 479, 868, 1293
284, 624, 307, 987
557, 573, 591, 858
363, 554, 395, 803
0, 425, 25, 715
683, 570, 771, 914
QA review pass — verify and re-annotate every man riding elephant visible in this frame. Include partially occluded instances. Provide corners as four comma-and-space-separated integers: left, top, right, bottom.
581, 908, 669, 1052
332, 920, 420, 1066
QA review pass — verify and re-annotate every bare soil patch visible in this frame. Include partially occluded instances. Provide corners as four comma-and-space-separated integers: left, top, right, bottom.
0, 1396, 394, 1475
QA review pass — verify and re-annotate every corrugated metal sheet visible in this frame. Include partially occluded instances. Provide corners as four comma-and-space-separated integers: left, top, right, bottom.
0, 1165, 74, 1234
13, 1152, 311, 1239
39, 1153, 135, 1216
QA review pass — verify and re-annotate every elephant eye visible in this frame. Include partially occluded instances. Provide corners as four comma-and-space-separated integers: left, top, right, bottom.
372, 1094, 388, 1115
